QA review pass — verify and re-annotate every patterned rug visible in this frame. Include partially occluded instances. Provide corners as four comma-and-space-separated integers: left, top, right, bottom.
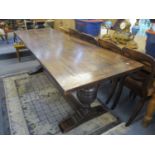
2, 72, 120, 135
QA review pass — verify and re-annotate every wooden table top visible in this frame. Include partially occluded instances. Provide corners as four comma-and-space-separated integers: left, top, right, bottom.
16, 28, 143, 94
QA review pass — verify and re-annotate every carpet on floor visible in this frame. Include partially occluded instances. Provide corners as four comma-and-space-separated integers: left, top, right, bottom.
2, 72, 121, 135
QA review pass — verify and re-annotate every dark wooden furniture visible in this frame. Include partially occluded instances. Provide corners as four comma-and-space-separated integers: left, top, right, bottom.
79, 32, 98, 45
98, 38, 123, 55
15, 28, 143, 132
14, 42, 27, 62
143, 86, 155, 127
111, 47, 155, 126
69, 28, 98, 46
69, 28, 81, 38
59, 27, 69, 34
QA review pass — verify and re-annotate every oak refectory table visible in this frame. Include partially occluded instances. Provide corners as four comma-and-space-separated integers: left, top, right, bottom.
16, 28, 143, 132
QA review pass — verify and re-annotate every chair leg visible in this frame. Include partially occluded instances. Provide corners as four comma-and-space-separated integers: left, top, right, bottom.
125, 98, 146, 126
16, 49, 20, 62
129, 90, 137, 101
143, 95, 155, 127
105, 78, 119, 104
129, 90, 133, 98
132, 93, 137, 101
111, 76, 126, 109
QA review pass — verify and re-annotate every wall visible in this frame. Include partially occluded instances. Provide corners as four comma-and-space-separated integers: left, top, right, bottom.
54, 19, 75, 30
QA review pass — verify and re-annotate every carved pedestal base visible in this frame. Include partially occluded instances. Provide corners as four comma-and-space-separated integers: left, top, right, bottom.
59, 105, 106, 133
59, 86, 107, 133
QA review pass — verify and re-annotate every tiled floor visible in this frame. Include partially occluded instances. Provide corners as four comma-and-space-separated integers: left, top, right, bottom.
3, 73, 119, 135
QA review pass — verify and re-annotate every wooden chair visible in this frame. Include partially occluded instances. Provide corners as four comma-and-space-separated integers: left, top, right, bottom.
143, 86, 155, 127
111, 47, 155, 126
69, 28, 98, 46
59, 26, 69, 34
98, 38, 122, 55
14, 42, 27, 61
69, 28, 82, 39
79, 32, 98, 46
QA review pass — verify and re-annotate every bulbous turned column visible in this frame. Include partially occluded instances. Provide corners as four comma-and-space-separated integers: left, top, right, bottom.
77, 86, 98, 110
59, 85, 106, 133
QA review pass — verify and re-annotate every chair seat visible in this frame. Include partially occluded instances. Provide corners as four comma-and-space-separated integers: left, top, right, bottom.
125, 76, 144, 97
130, 70, 148, 81
124, 71, 154, 97
14, 43, 26, 49
14, 42, 27, 62
111, 47, 155, 126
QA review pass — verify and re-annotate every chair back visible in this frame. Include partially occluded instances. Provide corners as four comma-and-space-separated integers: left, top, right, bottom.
122, 47, 155, 94
79, 32, 98, 46
59, 27, 69, 34
69, 28, 98, 46
69, 28, 81, 39
98, 39, 122, 55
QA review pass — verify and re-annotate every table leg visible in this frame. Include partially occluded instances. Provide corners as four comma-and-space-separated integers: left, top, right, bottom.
59, 85, 107, 133
143, 94, 155, 127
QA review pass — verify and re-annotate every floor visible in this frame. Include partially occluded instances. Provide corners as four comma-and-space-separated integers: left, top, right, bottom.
98, 83, 155, 134
0, 33, 155, 135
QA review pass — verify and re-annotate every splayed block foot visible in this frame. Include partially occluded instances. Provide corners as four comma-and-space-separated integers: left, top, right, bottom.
59, 105, 106, 133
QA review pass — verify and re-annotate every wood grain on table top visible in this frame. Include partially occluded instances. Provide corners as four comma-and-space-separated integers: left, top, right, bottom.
16, 28, 143, 94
